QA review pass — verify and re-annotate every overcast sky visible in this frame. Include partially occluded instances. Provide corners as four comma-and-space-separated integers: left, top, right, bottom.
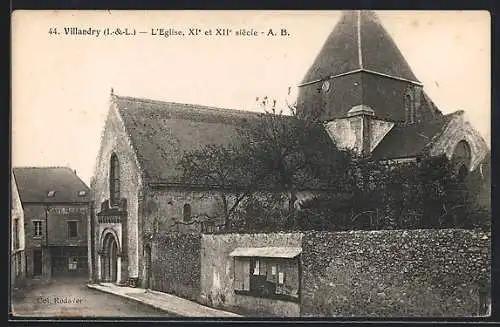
12, 10, 490, 185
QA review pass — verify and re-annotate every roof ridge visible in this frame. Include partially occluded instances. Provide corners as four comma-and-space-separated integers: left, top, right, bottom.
13, 166, 74, 170
443, 110, 465, 118
114, 94, 260, 117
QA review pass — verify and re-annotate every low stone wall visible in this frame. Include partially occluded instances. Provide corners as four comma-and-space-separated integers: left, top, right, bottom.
300, 229, 491, 317
147, 228, 490, 317
149, 233, 201, 301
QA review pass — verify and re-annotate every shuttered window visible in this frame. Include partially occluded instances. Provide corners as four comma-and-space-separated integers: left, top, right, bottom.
33, 220, 42, 237
234, 258, 250, 291
243, 260, 250, 291
67, 221, 78, 238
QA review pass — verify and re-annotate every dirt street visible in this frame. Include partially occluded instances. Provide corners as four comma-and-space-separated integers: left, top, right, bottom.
10, 277, 174, 318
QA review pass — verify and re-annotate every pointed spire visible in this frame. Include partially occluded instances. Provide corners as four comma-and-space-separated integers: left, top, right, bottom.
300, 10, 420, 85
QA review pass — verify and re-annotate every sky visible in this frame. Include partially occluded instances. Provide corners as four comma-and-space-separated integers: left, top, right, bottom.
12, 10, 491, 185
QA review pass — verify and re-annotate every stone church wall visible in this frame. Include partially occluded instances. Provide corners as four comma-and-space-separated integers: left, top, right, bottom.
142, 189, 230, 235
429, 112, 489, 171
91, 102, 143, 282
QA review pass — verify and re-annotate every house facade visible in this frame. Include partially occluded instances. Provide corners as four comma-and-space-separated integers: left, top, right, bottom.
11, 171, 26, 288
90, 10, 489, 288
13, 167, 91, 280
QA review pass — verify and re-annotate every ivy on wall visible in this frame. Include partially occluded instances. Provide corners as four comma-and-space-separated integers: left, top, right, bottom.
146, 233, 202, 301
300, 229, 491, 317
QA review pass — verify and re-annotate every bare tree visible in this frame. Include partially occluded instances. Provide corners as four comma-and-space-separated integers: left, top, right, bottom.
179, 95, 353, 229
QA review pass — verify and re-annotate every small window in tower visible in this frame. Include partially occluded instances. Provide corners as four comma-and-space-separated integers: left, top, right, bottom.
404, 92, 416, 124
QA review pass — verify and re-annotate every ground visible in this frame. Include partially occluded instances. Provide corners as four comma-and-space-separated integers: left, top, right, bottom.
10, 277, 174, 318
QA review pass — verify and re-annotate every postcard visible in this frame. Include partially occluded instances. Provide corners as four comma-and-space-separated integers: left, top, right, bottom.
10, 10, 491, 319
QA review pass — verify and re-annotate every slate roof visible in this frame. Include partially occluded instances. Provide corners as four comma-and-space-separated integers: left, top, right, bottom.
13, 167, 91, 203
301, 10, 420, 84
114, 95, 261, 183
371, 113, 456, 160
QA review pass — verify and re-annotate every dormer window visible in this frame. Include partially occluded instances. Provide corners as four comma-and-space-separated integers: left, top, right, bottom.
78, 190, 87, 197
47, 190, 56, 197
109, 153, 120, 207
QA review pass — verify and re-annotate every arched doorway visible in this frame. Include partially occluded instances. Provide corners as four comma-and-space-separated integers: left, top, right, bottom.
102, 232, 119, 282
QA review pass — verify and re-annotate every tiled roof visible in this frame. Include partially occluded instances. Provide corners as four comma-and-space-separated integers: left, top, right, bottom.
114, 95, 261, 183
301, 10, 419, 84
371, 113, 455, 160
113, 94, 455, 183
13, 167, 91, 203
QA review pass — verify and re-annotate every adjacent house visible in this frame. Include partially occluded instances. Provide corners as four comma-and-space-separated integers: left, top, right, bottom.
89, 10, 489, 288
11, 171, 26, 288
13, 167, 91, 280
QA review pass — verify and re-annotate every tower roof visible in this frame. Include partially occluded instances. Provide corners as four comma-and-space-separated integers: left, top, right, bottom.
301, 10, 420, 85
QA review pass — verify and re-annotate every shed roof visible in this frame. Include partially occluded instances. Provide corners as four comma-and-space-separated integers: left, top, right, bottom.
229, 247, 302, 258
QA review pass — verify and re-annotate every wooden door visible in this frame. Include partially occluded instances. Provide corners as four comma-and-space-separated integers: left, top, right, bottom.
33, 249, 42, 276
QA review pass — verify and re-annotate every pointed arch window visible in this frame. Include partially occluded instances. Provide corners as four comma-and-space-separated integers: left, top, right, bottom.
452, 140, 472, 177
109, 153, 120, 206
404, 89, 416, 124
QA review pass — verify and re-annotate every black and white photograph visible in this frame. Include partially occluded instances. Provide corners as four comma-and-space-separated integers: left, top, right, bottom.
10, 10, 491, 319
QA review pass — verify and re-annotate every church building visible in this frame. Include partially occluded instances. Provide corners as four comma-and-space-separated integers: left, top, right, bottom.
90, 10, 489, 287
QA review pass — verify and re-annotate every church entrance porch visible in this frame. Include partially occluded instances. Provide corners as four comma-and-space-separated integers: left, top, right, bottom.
95, 200, 128, 285
98, 227, 124, 284
101, 233, 119, 282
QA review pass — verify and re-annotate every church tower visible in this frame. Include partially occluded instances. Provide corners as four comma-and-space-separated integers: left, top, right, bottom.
296, 10, 443, 156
